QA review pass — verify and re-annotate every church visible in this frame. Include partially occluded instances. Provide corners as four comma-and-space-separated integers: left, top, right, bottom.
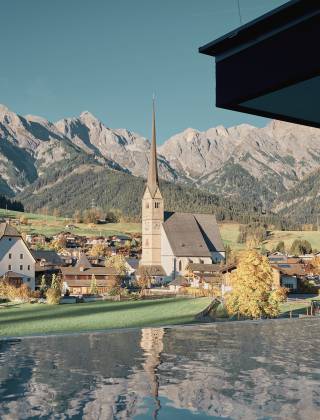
139, 102, 225, 283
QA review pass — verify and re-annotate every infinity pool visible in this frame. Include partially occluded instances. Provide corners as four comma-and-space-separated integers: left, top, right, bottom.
0, 319, 319, 419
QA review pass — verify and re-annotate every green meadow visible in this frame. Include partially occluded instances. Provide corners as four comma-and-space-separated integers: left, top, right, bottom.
0, 297, 211, 337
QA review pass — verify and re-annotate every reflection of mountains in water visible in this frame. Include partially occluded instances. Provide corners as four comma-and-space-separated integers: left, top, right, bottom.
0, 320, 320, 419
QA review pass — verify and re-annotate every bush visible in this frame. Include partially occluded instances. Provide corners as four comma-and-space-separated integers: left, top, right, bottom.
46, 288, 61, 304
0, 281, 32, 302
108, 286, 121, 296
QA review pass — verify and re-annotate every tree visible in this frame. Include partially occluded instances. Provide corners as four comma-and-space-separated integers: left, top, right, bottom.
51, 273, 61, 293
89, 243, 108, 258
225, 250, 287, 319
135, 266, 152, 290
105, 211, 119, 223
274, 241, 285, 253
105, 255, 128, 276
89, 274, 98, 295
260, 244, 268, 256
50, 237, 66, 252
20, 216, 29, 225
73, 210, 82, 223
290, 239, 312, 256
53, 208, 61, 218
40, 275, 47, 295
46, 288, 61, 304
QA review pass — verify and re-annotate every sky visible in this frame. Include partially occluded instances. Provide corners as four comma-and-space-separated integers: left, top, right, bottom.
0, 0, 288, 143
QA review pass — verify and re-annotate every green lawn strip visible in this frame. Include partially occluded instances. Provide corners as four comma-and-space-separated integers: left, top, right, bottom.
0, 297, 211, 337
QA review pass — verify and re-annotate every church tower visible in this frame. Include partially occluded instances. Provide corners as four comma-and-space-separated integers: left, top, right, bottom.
140, 99, 164, 267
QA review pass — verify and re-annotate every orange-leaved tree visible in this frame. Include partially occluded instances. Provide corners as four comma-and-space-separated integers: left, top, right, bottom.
225, 250, 287, 319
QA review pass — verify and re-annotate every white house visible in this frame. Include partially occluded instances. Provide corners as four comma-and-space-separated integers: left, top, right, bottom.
0, 223, 36, 290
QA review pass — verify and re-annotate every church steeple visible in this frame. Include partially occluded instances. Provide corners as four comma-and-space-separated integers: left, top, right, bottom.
140, 98, 164, 268
147, 98, 159, 198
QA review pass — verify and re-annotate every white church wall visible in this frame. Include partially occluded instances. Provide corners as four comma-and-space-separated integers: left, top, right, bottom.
160, 226, 175, 281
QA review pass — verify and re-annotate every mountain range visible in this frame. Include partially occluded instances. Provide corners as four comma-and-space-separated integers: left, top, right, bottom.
1, 104, 320, 223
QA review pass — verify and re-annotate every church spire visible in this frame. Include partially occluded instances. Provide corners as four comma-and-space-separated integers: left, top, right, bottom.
147, 97, 159, 197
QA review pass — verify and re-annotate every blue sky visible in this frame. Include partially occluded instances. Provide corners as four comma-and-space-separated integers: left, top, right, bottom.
0, 0, 287, 142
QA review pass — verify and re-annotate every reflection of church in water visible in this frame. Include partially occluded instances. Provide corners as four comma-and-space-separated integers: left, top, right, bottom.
140, 328, 164, 418
139, 101, 225, 283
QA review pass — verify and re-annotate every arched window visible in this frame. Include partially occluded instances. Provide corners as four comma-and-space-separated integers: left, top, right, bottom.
146, 202, 149, 209
155, 202, 160, 209
179, 260, 182, 271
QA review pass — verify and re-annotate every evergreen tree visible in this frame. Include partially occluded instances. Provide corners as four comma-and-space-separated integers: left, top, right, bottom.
290, 239, 312, 256
40, 275, 47, 294
89, 274, 98, 295
51, 273, 61, 293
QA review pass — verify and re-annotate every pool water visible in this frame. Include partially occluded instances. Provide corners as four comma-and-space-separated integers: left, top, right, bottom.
0, 319, 319, 419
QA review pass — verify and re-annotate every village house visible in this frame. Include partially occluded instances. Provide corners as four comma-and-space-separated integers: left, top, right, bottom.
85, 236, 108, 247
61, 253, 118, 295
139, 102, 225, 284
32, 250, 66, 288
25, 233, 47, 248
0, 223, 36, 290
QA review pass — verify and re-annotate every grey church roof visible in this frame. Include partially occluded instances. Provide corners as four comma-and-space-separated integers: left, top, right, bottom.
0, 223, 21, 239
163, 212, 225, 257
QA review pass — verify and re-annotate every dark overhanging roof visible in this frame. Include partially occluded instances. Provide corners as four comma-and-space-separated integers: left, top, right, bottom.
199, 0, 320, 128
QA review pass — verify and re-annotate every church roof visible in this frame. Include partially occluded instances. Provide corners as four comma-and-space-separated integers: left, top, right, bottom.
146, 99, 159, 198
0, 223, 21, 239
163, 212, 225, 257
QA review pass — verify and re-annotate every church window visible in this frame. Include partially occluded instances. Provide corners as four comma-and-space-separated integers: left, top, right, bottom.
200, 259, 204, 264
146, 203, 149, 209
179, 260, 182, 271
155, 202, 160, 209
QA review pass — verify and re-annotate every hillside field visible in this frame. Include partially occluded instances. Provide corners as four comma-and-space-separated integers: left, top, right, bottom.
1, 208, 320, 251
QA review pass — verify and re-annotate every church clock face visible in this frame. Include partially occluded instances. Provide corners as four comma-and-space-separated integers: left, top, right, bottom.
153, 222, 160, 230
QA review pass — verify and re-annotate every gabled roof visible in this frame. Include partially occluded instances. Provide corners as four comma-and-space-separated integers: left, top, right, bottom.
3, 271, 25, 279
76, 253, 92, 269
169, 276, 188, 287
32, 250, 64, 266
0, 223, 21, 239
138, 265, 166, 277
163, 212, 225, 257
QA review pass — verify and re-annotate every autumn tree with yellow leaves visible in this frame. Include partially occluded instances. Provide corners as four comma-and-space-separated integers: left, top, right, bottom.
225, 250, 287, 319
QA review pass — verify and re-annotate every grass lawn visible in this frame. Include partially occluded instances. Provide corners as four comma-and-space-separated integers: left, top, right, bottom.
0, 208, 141, 237
0, 297, 211, 338
219, 222, 320, 252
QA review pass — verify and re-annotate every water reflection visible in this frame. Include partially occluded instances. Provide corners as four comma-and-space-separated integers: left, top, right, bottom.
0, 319, 320, 419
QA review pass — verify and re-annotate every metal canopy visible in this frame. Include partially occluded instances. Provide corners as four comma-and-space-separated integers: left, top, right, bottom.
199, 0, 320, 128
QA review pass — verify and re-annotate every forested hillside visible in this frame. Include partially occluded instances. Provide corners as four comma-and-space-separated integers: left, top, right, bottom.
17, 155, 296, 228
